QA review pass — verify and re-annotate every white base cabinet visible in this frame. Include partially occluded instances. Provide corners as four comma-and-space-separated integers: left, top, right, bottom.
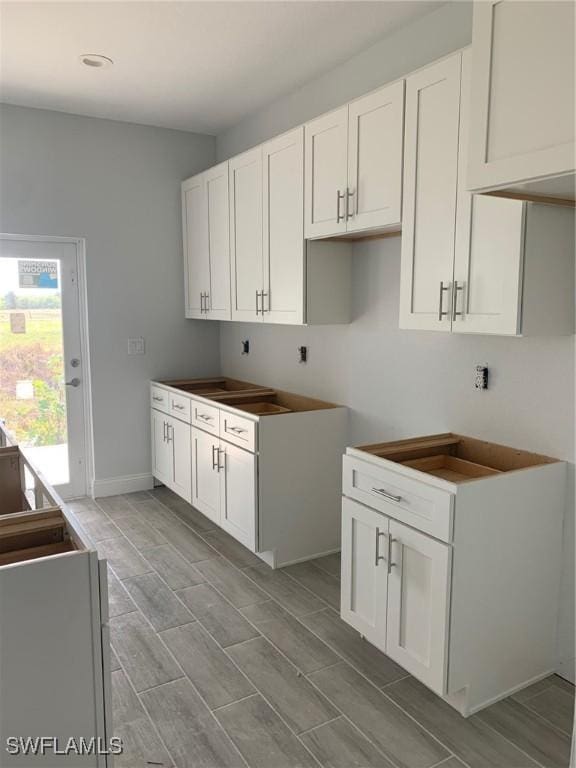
152, 380, 348, 567
467, 0, 575, 199
341, 433, 566, 715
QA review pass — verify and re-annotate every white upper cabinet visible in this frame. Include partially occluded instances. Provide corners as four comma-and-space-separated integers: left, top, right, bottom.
304, 107, 349, 239
467, 0, 575, 197
182, 163, 231, 320
399, 53, 462, 332
205, 162, 231, 320
305, 83, 404, 239
347, 80, 404, 232
182, 173, 209, 318
262, 127, 305, 324
230, 147, 264, 322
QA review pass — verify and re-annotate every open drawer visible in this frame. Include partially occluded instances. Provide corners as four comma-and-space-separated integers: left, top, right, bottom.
0, 508, 83, 567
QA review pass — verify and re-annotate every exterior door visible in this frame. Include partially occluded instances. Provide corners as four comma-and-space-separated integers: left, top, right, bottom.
0, 236, 89, 498
347, 80, 404, 233
182, 174, 209, 319
468, 0, 575, 192
304, 107, 348, 239
386, 519, 451, 695
399, 52, 462, 331
340, 497, 389, 652
151, 409, 171, 487
167, 415, 191, 504
219, 440, 257, 551
205, 162, 231, 320
191, 426, 220, 524
262, 127, 305, 324
229, 148, 263, 322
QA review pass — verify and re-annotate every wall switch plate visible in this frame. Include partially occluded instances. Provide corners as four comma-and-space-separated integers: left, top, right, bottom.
128, 337, 145, 355
475, 365, 489, 390
241, 340, 250, 355
298, 346, 308, 364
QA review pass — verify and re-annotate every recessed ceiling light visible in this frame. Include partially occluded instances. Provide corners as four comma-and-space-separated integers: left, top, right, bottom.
79, 54, 114, 69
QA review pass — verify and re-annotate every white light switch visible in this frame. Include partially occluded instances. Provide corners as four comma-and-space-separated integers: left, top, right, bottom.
127, 337, 145, 355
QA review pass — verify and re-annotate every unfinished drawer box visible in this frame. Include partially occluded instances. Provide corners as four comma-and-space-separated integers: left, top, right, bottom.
0, 430, 113, 766
151, 378, 348, 566
342, 433, 566, 715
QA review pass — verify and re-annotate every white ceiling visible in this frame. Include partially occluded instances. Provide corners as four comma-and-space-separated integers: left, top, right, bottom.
0, 1, 442, 135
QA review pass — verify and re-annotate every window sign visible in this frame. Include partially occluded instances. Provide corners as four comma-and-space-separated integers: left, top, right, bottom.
18, 260, 58, 289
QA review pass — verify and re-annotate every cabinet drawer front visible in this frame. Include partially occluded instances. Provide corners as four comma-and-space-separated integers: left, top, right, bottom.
191, 400, 220, 435
220, 412, 256, 452
343, 456, 453, 542
168, 392, 191, 422
151, 386, 170, 415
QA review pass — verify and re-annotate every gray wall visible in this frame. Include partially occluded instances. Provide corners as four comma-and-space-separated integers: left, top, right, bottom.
216, 2, 575, 680
0, 103, 219, 492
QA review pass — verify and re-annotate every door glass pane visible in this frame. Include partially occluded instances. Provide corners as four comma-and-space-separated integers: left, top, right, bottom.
0, 256, 69, 486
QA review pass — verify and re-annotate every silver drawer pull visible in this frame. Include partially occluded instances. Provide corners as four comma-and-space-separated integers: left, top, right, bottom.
387, 537, 397, 574
375, 527, 387, 566
228, 426, 247, 434
371, 487, 402, 503
152, 395, 163, 402
197, 413, 213, 421
172, 403, 185, 410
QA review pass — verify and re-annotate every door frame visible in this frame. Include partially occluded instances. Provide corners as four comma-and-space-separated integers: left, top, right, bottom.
0, 232, 95, 498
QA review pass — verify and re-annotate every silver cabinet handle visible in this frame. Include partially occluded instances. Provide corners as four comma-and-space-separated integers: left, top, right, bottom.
255, 290, 261, 315
163, 421, 167, 442
211, 444, 218, 470
172, 403, 185, 411
346, 188, 355, 220
166, 424, 173, 443
375, 527, 387, 566
387, 536, 397, 575
336, 190, 345, 223
217, 447, 226, 472
152, 395, 163, 402
261, 291, 268, 313
452, 280, 464, 320
200, 292, 204, 313
204, 292, 210, 313
438, 281, 450, 321
197, 413, 213, 422
371, 487, 402, 503
228, 425, 247, 434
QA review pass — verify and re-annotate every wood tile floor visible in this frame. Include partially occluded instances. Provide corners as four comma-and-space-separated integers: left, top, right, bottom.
70, 489, 575, 768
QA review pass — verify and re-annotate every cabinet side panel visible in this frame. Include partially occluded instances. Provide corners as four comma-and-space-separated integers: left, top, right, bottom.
449, 462, 566, 712
258, 408, 348, 565
0, 552, 105, 766
521, 204, 575, 336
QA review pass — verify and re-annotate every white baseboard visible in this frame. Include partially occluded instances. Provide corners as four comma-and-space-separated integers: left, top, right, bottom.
91, 473, 154, 498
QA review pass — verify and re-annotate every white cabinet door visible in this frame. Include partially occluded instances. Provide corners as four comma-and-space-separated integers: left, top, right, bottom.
230, 147, 264, 322
304, 107, 348, 239
167, 415, 192, 504
347, 81, 404, 233
191, 426, 220, 524
205, 162, 231, 320
182, 173, 209, 319
219, 440, 257, 551
399, 53, 462, 331
468, 0, 575, 192
262, 127, 305, 324
454, 194, 525, 336
151, 408, 171, 486
386, 519, 451, 695
340, 497, 389, 653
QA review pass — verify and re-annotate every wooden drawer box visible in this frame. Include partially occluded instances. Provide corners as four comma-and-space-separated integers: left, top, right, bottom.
343, 454, 453, 542
220, 409, 257, 452
191, 399, 220, 436
150, 385, 170, 415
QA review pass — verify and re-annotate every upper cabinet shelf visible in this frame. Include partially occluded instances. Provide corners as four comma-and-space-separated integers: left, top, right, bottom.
304, 80, 404, 239
466, 0, 575, 202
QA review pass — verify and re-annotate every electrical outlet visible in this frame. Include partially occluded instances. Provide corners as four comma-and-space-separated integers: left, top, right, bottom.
475, 365, 489, 390
298, 346, 308, 364
241, 340, 250, 355
127, 337, 145, 355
